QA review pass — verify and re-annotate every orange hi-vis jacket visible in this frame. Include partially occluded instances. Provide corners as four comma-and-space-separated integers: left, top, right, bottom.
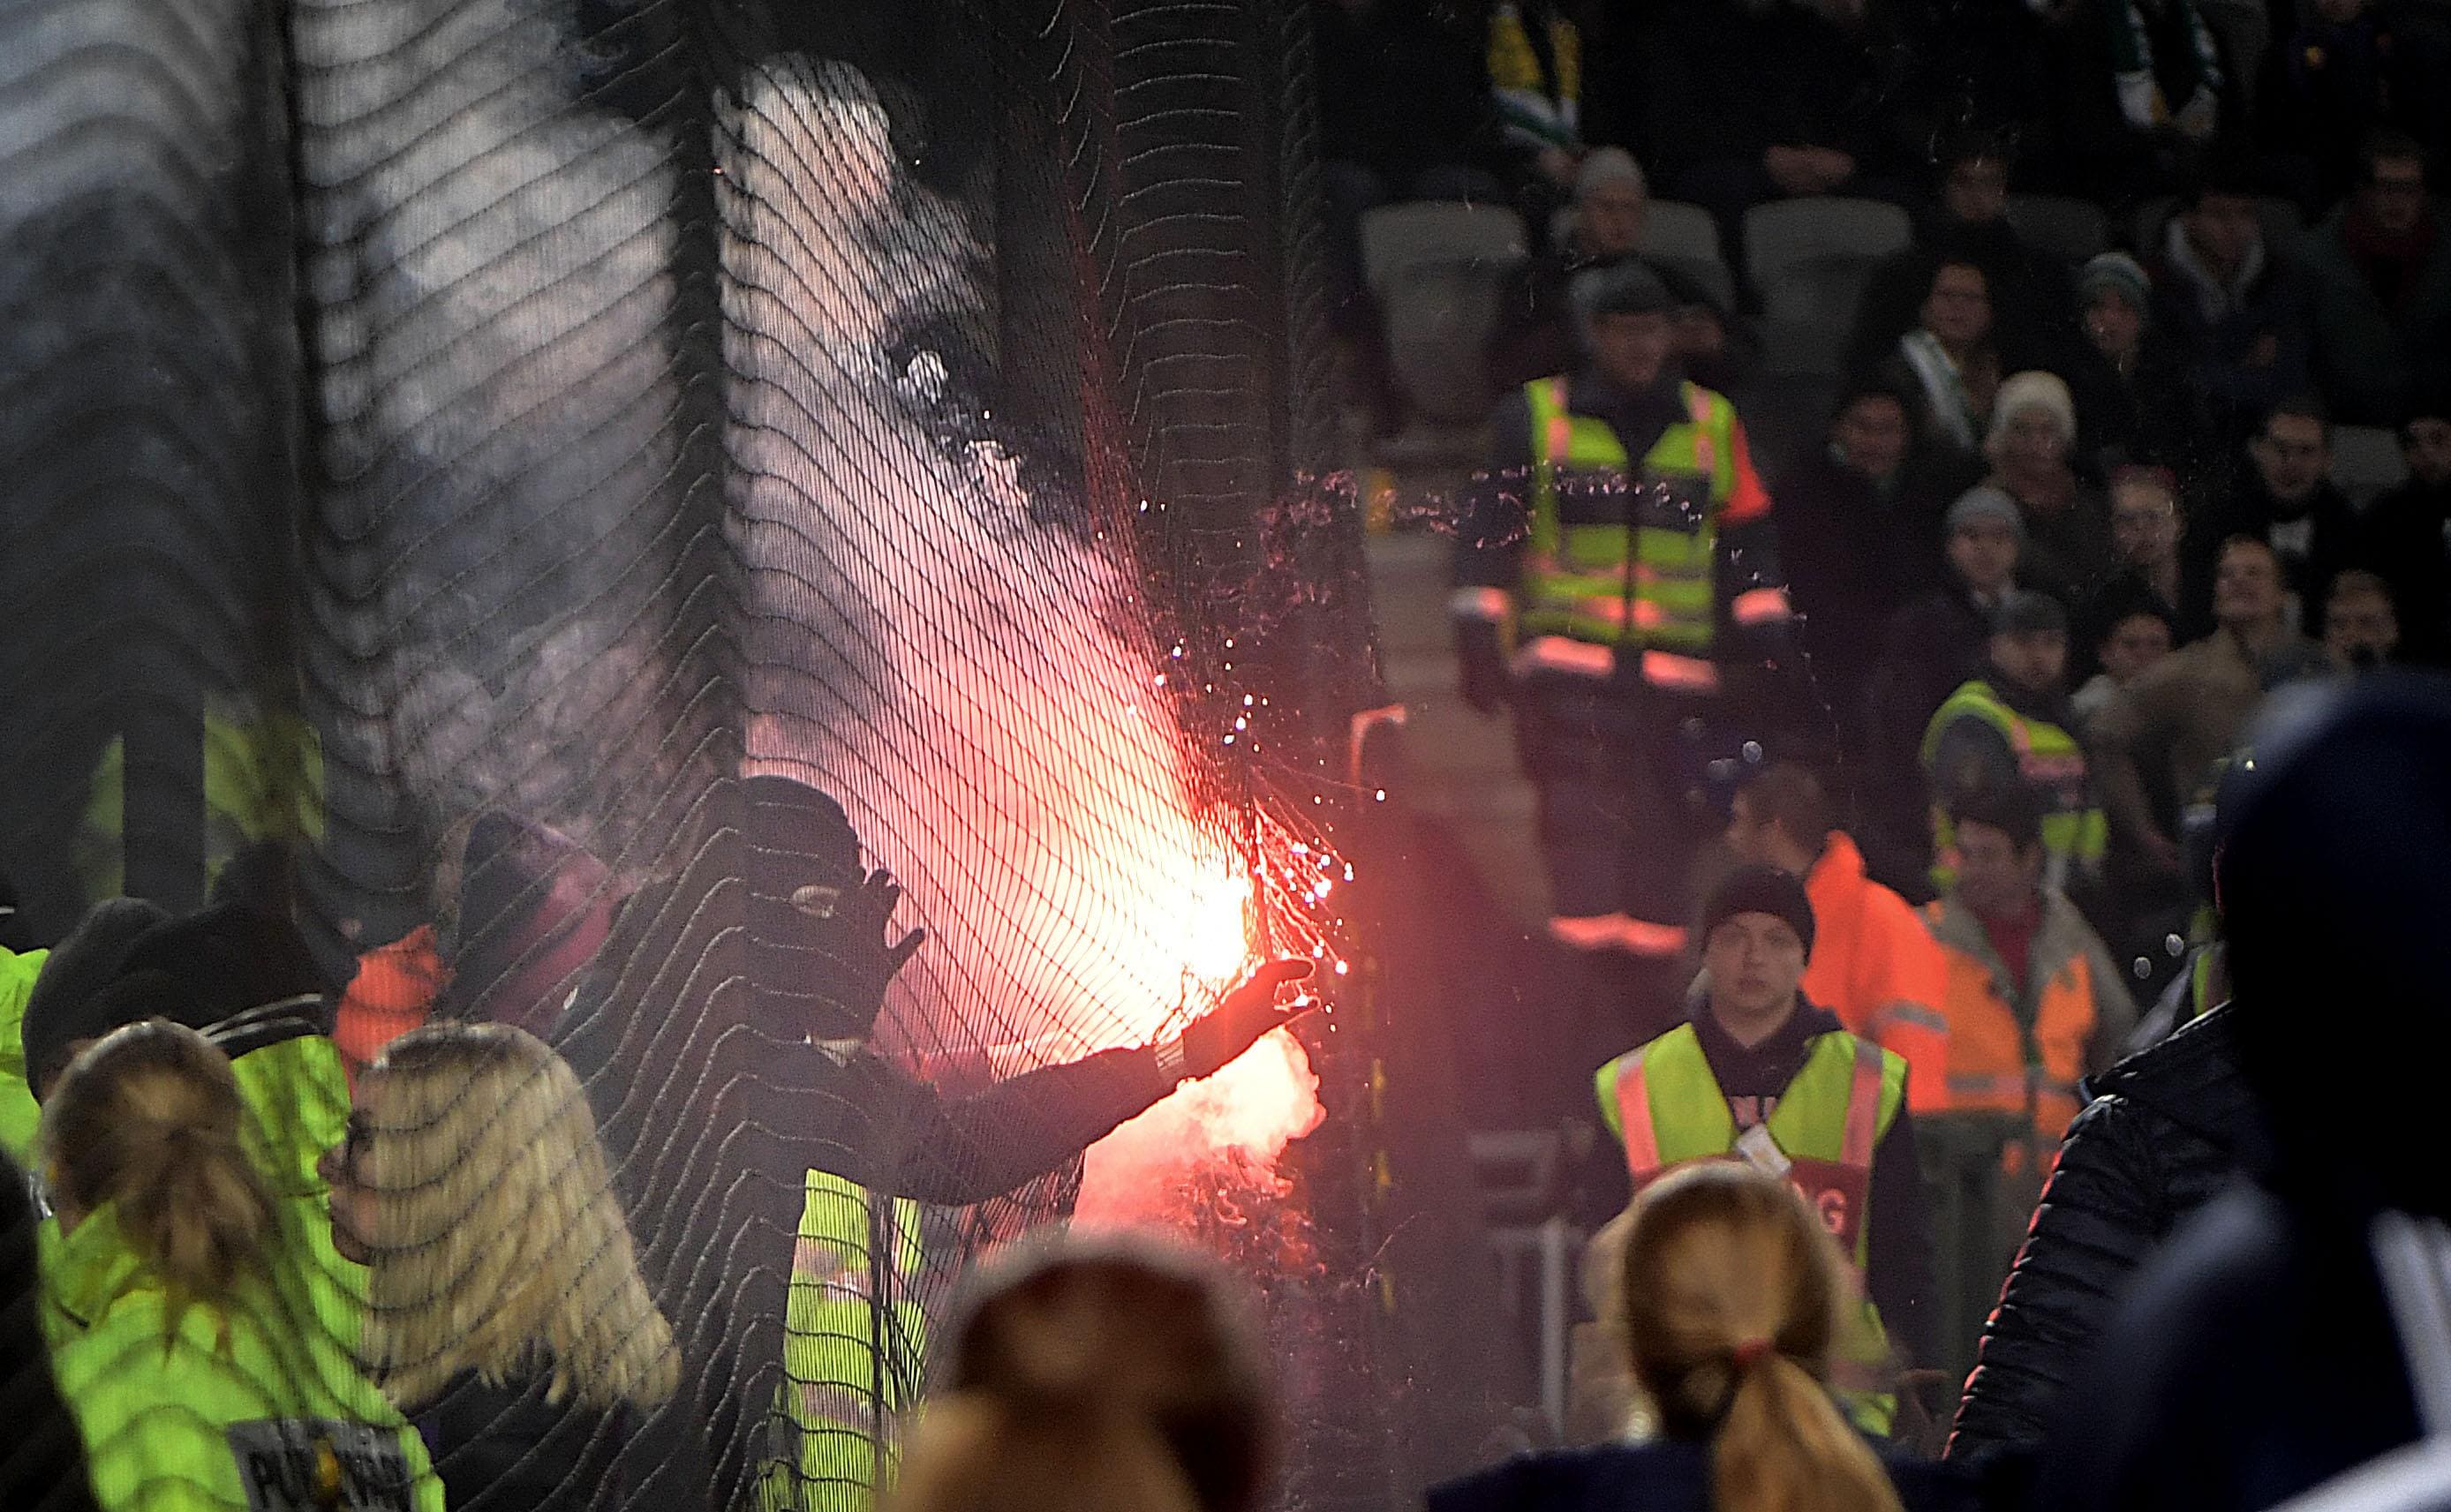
1803, 833, 1950, 1114
1920, 891, 2131, 1166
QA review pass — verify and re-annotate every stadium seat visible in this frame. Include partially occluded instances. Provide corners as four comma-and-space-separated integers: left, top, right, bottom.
1547, 199, 1736, 311
2006, 194, 2111, 263
1745, 197, 1912, 376
2331, 425, 2410, 504
1361, 201, 1528, 426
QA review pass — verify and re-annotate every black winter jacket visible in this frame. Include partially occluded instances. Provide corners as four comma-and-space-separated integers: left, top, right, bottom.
1945, 1004, 2260, 1499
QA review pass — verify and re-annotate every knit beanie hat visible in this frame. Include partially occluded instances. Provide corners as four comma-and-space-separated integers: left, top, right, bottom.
19, 898, 170, 1095
1989, 370, 2078, 448
2078, 251, 2151, 312
1946, 484, 2026, 540
1700, 865, 1816, 957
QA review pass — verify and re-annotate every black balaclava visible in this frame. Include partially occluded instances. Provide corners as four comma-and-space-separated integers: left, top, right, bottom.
740, 775, 891, 1042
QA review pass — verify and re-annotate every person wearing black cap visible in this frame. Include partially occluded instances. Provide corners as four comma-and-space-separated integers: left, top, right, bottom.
554, 772, 1314, 1512
1921, 590, 2107, 903
1592, 865, 1934, 1436
2031, 672, 2451, 1512
1452, 255, 1795, 1045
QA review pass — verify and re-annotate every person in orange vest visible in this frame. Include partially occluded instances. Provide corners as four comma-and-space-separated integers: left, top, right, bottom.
1724, 764, 1951, 1114
1918, 781, 2135, 1393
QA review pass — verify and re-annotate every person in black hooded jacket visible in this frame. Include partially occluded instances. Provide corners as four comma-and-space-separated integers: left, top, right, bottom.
1943, 1003, 2260, 1505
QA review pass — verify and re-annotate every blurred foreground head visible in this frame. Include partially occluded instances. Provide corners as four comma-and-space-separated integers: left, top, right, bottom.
2221, 672, 2451, 1215
889, 1237, 1274, 1512
1602, 1164, 1903, 1512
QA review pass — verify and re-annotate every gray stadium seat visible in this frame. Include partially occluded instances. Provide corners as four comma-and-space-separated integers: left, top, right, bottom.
2332, 425, 2410, 504
1745, 197, 1912, 376
1360, 201, 1528, 426
1546, 199, 1737, 312
2006, 194, 2111, 263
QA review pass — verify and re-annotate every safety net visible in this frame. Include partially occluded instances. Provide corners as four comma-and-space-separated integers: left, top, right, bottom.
0, 0, 1489, 1508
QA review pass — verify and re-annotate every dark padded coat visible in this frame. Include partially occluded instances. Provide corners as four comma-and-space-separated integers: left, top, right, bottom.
1944, 1004, 2260, 1499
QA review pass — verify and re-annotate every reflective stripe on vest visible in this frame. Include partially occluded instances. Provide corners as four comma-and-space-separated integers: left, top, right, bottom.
1510, 636, 1723, 692
1520, 378, 1735, 653
1921, 681, 2108, 886
1596, 1024, 1905, 1434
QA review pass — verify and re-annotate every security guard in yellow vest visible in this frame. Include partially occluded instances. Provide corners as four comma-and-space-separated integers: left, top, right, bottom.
1921, 591, 2107, 897
1593, 866, 1934, 1435
1453, 260, 1795, 1037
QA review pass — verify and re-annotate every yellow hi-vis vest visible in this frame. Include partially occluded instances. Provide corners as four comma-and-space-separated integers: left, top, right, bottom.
758, 1170, 926, 1512
78, 706, 327, 904
1595, 1022, 1909, 1436
1520, 377, 1746, 656
1919, 680, 2109, 892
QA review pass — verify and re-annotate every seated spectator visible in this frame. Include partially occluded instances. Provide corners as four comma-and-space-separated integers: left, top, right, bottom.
2302, 132, 2451, 426
2145, 166, 2314, 440
1640, 0, 1905, 267
2100, 463, 2189, 631
1434, 1165, 1972, 1512
1488, 0, 1587, 246
1725, 764, 1951, 1114
1984, 371, 2115, 604
1849, 138, 2079, 380
2067, 252, 2209, 476
1917, 783, 2135, 1395
1484, 148, 1758, 395
326, 1022, 677, 1512
1864, 486, 2028, 896
2256, 0, 2444, 212
1923, 592, 2108, 901
2073, 581, 2178, 735
2093, 536, 2327, 898
1876, 258, 2004, 457
2364, 394, 2451, 663
2183, 395, 2366, 633
890, 1237, 1274, 1512
41, 1021, 442, 1511
2320, 568, 2402, 671
1776, 380, 1984, 726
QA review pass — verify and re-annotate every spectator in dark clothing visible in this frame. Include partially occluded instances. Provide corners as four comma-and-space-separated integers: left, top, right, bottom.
1434, 1164, 1971, 1512
2, 1147, 102, 1512
1779, 380, 1985, 730
2101, 464, 2189, 632
2067, 251, 2211, 477
2302, 132, 2451, 426
1945, 1005, 2259, 1507
1984, 371, 2115, 606
2146, 168, 2315, 440
2184, 395, 2368, 634
1862, 486, 2027, 899
1640, 0, 1907, 266
2034, 0, 2232, 203
1484, 148, 1759, 396
2321, 568, 2403, 670
2364, 397, 2451, 663
1487, 0, 1587, 249
2072, 579, 2178, 733
1881, 0, 2054, 187
2032, 673, 2451, 1512
2256, 0, 2442, 212
1875, 259, 2006, 461
1849, 141, 2080, 382
1316, 0, 1507, 434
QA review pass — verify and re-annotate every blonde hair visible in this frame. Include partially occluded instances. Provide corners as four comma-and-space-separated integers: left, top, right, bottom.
358, 1022, 677, 1412
41, 1020, 274, 1327
888, 1237, 1273, 1512
1617, 1164, 1904, 1512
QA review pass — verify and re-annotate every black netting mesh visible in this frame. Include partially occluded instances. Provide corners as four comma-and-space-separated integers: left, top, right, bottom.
0, 0, 1501, 1507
